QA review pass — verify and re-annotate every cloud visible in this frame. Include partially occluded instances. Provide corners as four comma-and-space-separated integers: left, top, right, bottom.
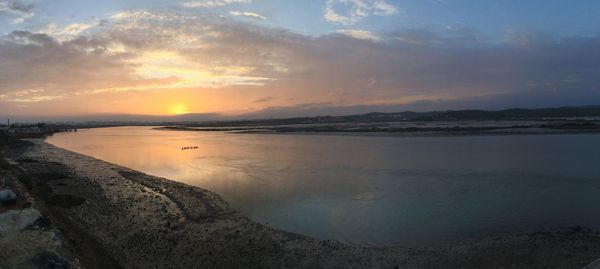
2, 9, 600, 117
253, 96, 274, 103
335, 29, 380, 41
39, 22, 97, 41
0, 11, 280, 105
0, 30, 143, 100
229, 11, 266, 20
0, 0, 35, 24
324, 0, 397, 25
181, 0, 251, 8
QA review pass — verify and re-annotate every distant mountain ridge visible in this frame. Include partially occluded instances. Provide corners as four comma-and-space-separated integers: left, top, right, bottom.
183, 105, 600, 127
403, 105, 600, 121
6, 105, 600, 126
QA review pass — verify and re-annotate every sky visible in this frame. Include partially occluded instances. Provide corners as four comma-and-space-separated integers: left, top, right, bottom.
1, 0, 600, 121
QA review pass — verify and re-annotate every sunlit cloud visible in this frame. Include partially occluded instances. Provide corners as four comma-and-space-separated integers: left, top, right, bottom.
335, 29, 380, 41
181, 0, 251, 8
131, 50, 270, 88
229, 11, 266, 20
1, 88, 63, 103
10, 95, 63, 102
324, 0, 397, 25
39, 22, 97, 41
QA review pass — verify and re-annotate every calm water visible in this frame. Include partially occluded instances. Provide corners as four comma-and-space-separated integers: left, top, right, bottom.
46, 126, 600, 246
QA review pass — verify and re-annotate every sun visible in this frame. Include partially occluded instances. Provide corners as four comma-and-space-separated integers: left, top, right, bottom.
168, 104, 188, 115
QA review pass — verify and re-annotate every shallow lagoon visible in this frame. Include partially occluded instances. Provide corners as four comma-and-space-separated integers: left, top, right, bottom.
47, 126, 600, 246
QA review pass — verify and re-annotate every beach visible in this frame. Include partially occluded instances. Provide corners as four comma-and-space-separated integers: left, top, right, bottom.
2, 138, 600, 269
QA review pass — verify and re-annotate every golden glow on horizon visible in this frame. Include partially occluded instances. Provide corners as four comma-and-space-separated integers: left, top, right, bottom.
169, 104, 189, 115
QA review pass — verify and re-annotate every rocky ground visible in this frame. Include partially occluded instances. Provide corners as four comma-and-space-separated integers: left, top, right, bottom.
0, 149, 80, 269
2, 138, 600, 268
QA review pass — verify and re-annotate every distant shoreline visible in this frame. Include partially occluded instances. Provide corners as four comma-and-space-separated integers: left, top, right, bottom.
3, 138, 600, 268
154, 120, 600, 137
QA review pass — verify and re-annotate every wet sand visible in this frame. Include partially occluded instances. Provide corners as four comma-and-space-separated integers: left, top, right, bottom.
3, 138, 600, 268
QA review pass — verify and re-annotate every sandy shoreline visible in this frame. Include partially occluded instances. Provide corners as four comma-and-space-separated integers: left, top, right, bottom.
3, 138, 600, 268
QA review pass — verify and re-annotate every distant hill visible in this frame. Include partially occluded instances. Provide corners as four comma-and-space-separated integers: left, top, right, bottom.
13, 105, 599, 127
181, 105, 600, 127
407, 106, 600, 121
